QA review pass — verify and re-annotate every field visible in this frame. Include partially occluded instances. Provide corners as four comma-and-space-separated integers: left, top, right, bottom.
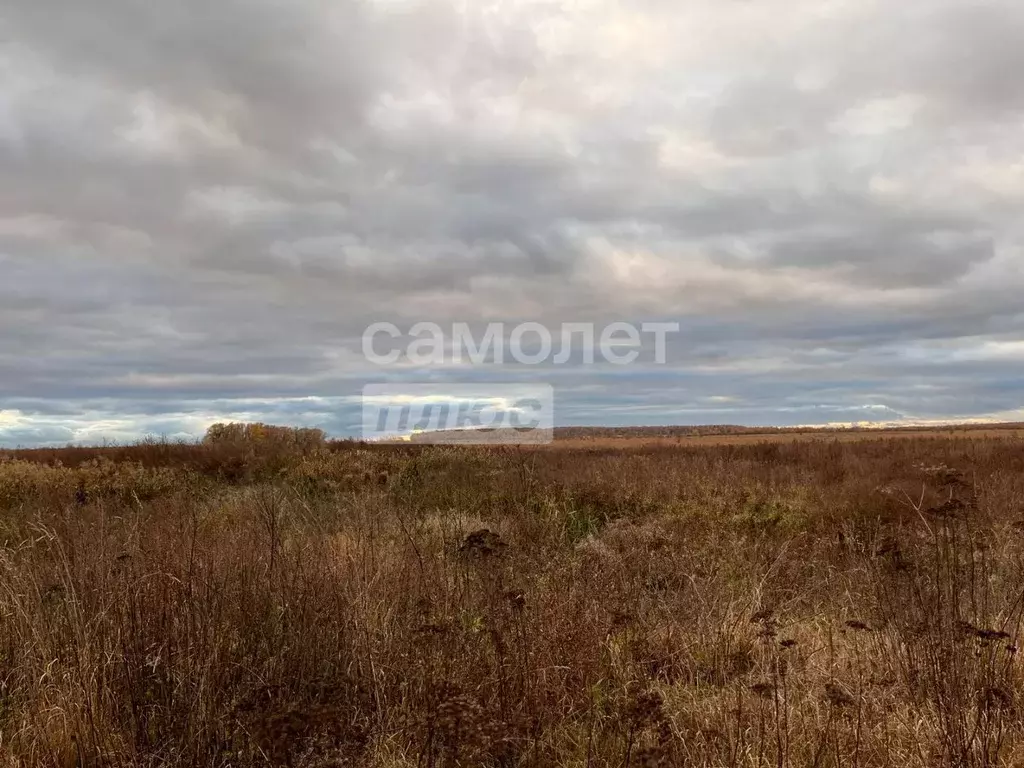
3, 427, 1024, 766
546, 425, 1024, 450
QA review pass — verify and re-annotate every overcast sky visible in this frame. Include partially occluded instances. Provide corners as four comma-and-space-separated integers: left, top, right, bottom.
2, 0, 1024, 446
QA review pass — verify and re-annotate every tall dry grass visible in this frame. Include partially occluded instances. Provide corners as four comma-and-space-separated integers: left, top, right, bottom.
2, 434, 1024, 766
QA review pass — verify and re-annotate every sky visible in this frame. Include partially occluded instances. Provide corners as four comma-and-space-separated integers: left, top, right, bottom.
2, 0, 1024, 446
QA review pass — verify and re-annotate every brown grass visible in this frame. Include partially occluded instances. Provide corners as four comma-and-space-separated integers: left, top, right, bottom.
3, 432, 1024, 766
548, 424, 1024, 450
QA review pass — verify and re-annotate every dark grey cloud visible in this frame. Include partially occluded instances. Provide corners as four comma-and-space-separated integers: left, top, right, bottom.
2, 0, 1024, 445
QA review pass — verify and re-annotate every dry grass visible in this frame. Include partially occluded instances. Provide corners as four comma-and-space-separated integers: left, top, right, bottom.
547, 425, 1024, 450
2, 432, 1024, 766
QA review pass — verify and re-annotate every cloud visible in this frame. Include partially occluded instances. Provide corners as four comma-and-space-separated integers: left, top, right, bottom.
2, 0, 1024, 445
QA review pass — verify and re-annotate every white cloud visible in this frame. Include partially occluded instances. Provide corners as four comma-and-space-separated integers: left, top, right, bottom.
2, 0, 1024, 444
